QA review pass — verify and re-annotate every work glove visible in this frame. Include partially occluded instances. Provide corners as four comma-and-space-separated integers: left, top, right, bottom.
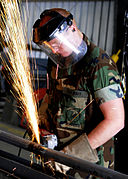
54, 161, 71, 175
62, 133, 99, 163
52, 133, 99, 175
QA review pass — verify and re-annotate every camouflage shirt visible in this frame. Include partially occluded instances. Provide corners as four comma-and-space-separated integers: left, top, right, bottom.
45, 35, 123, 169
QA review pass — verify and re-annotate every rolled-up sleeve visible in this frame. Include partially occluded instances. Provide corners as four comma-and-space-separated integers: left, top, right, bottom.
94, 84, 124, 105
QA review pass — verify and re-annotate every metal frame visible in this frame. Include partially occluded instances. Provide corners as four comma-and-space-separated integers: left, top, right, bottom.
0, 130, 128, 179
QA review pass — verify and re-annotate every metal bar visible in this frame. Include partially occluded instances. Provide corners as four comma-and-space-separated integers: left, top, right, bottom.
90, 1, 96, 41
0, 149, 75, 179
0, 130, 128, 179
0, 155, 54, 179
104, 0, 111, 51
97, 0, 103, 47
0, 149, 39, 170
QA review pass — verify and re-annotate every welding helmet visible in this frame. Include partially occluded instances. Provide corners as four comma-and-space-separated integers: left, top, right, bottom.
33, 9, 87, 69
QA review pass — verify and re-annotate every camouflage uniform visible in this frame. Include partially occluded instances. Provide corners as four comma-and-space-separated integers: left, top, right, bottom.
39, 35, 123, 176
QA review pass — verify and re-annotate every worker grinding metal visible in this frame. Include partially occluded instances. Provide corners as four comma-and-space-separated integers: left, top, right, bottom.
33, 8, 125, 178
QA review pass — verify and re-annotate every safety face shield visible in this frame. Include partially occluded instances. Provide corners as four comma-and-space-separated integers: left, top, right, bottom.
38, 29, 87, 68
33, 11, 87, 68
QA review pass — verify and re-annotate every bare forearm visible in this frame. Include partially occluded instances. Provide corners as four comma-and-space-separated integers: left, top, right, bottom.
88, 98, 125, 149
87, 117, 124, 149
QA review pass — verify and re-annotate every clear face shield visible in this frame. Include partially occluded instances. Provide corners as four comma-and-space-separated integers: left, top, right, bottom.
33, 11, 87, 69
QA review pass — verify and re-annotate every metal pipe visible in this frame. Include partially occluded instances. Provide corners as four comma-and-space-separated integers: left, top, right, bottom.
0, 155, 54, 179
0, 149, 75, 179
0, 130, 128, 179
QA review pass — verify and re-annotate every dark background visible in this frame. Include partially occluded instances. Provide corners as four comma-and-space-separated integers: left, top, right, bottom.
115, 0, 128, 174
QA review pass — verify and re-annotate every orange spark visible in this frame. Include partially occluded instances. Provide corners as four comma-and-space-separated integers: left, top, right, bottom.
0, 0, 40, 143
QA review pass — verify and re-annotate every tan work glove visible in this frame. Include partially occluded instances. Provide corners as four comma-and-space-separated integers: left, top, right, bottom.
43, 157, 70, 175
63, 133, 99, 163
53, 133, 99, 174
54, 161, 71, 175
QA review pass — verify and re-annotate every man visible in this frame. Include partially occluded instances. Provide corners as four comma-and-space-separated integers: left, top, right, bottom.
33, 8, 124, 178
